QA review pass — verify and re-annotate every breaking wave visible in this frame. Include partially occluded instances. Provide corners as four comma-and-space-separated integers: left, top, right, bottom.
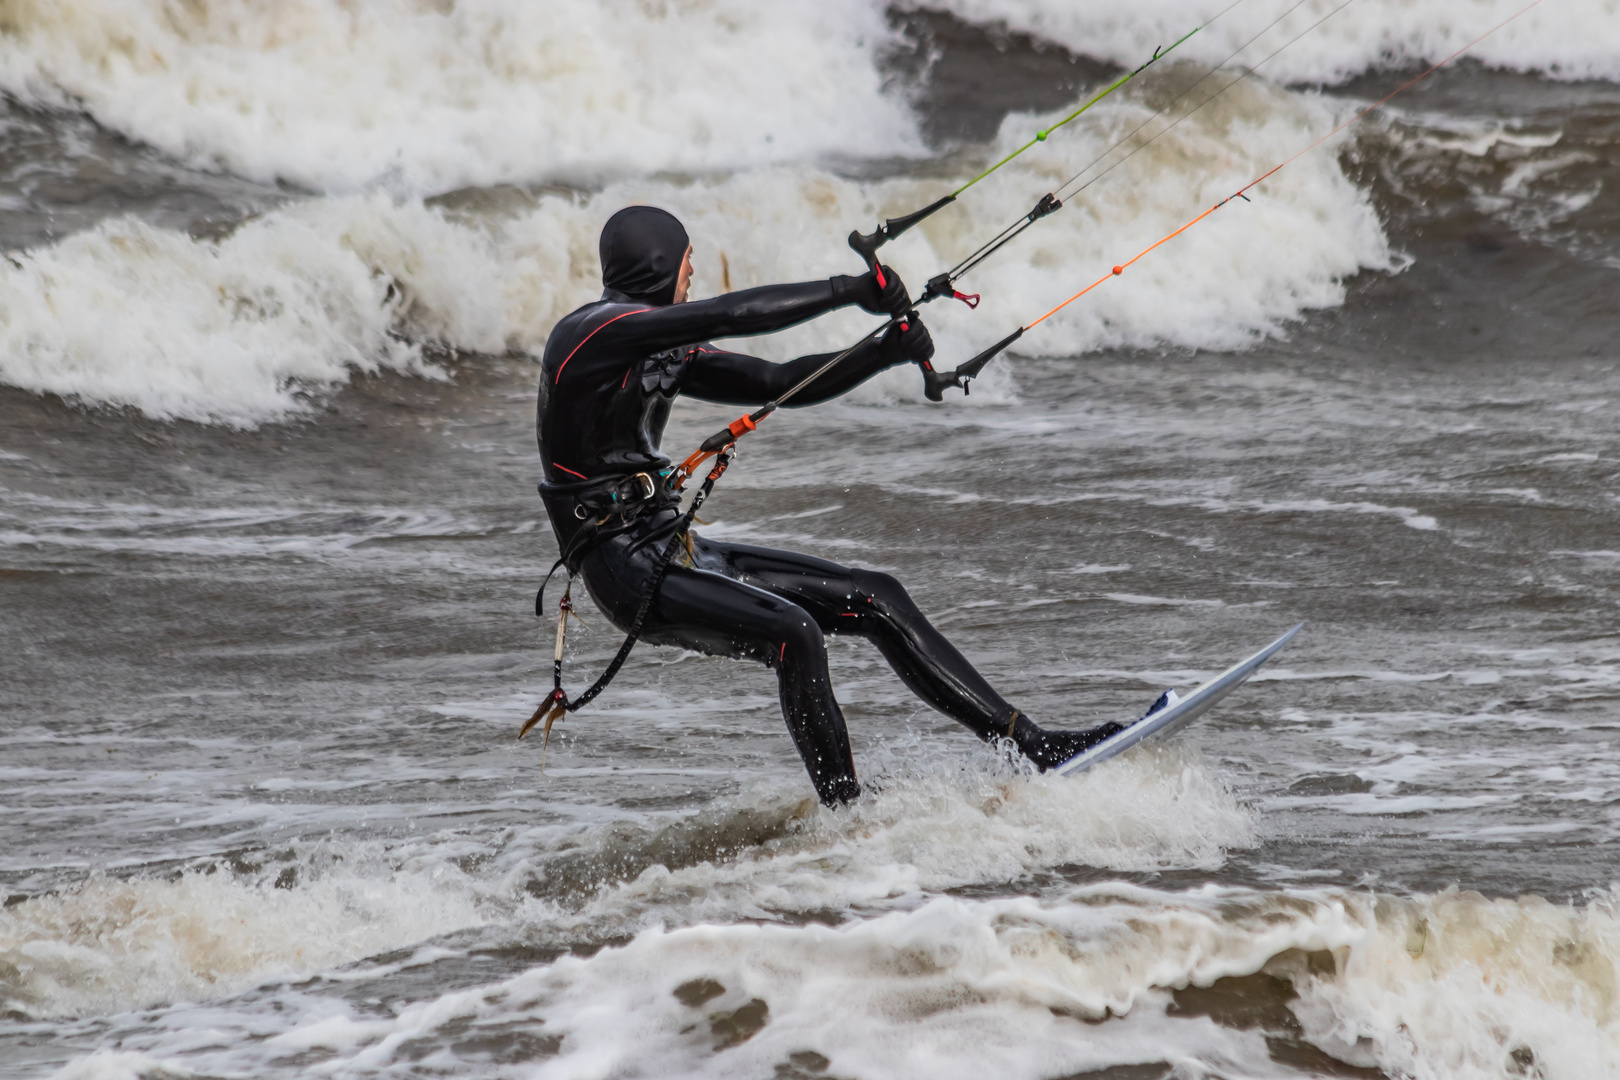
0, 0, 917, 193
14, 755, 1618, 1079
317, 885, 1620, 1080
0, 1, 1608, 201
0, 74, 1390, 424
938, 0, 1620, 85
3, 744, 1250, 1019
9, 0, 1601, 424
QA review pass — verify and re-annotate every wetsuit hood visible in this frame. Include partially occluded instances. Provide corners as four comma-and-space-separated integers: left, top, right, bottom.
599, 206, 689, 307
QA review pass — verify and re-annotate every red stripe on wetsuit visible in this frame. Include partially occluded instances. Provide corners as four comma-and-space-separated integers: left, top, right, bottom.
553, 307, 650, 384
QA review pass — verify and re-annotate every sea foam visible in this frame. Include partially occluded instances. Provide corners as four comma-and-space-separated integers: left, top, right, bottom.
50, 881, 1620, 1079
0, 743, 1251, 1021
938, 0, 1620, 86
0, 856, 488, 1019
0, 0, 1608, 205
18, 746, 1620, 1079
0, 0, 917, 194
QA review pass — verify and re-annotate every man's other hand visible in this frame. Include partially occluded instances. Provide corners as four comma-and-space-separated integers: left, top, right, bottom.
882, 317, 934, 365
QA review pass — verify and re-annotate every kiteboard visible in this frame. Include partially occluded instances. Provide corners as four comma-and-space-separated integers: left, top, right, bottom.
1053, 622, 1304, 777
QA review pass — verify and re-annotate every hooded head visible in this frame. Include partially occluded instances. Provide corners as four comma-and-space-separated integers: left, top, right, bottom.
599, 206, 690, 306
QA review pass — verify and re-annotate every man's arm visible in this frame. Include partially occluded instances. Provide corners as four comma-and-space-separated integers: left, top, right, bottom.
681, 321, 935, 407
589, 268, 909, 356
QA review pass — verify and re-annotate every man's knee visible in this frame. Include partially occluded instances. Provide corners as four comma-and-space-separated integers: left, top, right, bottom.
773, 603, 825, 663
849, 568, 918, 615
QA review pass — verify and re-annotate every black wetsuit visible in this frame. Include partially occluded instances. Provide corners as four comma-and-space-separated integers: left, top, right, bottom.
535, 206, 1121, 805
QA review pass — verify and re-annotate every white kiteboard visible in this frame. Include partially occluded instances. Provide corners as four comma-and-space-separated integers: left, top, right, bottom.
1053, 622, 1304, 777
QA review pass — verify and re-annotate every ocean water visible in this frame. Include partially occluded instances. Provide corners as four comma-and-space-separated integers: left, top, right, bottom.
3, 2, 1620, 1077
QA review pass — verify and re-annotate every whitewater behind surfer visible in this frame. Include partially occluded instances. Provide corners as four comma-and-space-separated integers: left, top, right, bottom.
534, 205, 1130, 805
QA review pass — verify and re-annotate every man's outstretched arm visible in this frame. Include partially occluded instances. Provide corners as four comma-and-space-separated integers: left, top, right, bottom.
680, 320, 935, 407
588, 267, 910, 356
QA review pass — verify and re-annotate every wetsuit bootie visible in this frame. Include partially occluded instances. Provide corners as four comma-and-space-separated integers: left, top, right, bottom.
1003, 711, 1126, 771
1002, 688, 1180, 772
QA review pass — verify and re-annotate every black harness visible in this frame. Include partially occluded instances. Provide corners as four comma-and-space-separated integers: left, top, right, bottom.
533, 470, 680, 608
521, 452, 734, 755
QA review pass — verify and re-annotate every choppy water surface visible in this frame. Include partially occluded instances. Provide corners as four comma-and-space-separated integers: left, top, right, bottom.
4, 3, 1620, 1078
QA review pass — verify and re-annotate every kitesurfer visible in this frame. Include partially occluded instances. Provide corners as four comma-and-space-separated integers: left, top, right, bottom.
535, 205, 1127, 805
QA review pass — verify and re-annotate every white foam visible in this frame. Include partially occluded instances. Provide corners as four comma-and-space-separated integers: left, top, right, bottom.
899, 73, 1394, 361
52, 1050, 187, 1080
1288, 888, 1620, 1078
0, 2, 1604, 426
115, 884, 1620, 1080
19, 752, 1620, 1080
0, 0, 916, 193
886, 481, 1439, 533
0, 857, 488, 1019
1104, 592, 1226, 607
1, 747, 1251, 1022
3, 0, 1609, 203
489, 744, 1255, 946
0, 196, 503, 424
346, 893, 1285, 1080
937, 0, 1620, 85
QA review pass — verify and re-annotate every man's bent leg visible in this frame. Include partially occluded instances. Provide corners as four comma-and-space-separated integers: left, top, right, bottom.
642, 563, 861, 805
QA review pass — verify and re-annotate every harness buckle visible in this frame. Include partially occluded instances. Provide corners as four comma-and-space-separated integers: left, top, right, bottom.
629, 472, 657, 501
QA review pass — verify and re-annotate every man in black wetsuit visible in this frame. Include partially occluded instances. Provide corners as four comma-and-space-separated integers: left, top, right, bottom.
535, 205, 1125, 805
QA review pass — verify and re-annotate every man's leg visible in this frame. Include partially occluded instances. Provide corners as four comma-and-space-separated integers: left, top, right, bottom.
637, 561, 861, 805
704, 540, 1125, 769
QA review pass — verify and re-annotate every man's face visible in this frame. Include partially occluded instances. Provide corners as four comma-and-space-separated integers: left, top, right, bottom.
673, 245, 694, 304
